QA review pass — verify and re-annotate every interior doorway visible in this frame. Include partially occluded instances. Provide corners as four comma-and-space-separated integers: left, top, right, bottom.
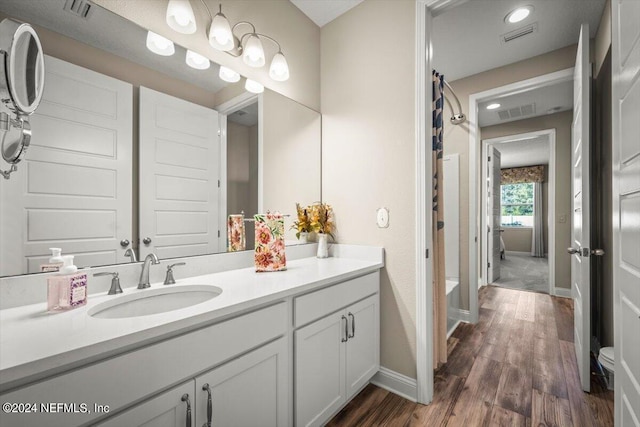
481, 130, 556, 295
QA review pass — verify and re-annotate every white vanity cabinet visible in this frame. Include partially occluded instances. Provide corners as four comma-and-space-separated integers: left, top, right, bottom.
194, 338, 288, 427
96, 381, 195, 427
294, 272, 380, 427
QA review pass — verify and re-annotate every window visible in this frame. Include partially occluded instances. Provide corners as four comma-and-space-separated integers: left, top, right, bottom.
501, 182, 534, 227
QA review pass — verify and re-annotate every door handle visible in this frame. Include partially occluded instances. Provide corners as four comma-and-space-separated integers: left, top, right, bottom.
120, 239, 130, 248
567, 247, 580, 255
181, 394, 191, 427
348, 312, 355, 338
591, 249, 605, 256
202, 383, 212, 427
341, 316, 348, 342
143, 237, 152, 245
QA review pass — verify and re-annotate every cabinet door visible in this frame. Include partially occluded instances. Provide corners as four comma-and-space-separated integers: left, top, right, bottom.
195, 338, 288, 427
346, 294, 380, 397
96, 381, 194, 427
295, 312, 347, 427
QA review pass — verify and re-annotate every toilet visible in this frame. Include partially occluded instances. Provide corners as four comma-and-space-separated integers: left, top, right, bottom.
598, 347, 615, 390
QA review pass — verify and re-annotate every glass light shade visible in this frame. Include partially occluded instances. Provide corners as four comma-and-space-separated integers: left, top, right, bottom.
269, 52, 289, 81
146, 31, 175, 56
186, 50, 210, 70
245, 79, 264, 94
208, 13, 234, 51
166, 0, 197, 34
219, 66, 240, 83
506, 6, 532, 23
242, 34, 265, 68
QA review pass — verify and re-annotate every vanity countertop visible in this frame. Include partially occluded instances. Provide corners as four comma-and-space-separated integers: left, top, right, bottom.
0, 250, 383, 391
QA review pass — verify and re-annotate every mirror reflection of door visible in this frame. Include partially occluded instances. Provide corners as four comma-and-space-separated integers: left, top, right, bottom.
138, 87, 221, 260
226, 101, 259, 250
0, 56, 133, 275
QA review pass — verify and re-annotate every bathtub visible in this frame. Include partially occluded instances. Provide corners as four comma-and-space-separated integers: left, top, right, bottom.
446, 278, 461, 337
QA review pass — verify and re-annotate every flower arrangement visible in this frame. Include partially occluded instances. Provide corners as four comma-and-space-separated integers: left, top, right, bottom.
310, 202, 335, 239
292, 203, 312, 239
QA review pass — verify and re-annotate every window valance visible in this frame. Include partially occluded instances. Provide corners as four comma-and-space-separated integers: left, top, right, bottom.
501, 165, 545, 184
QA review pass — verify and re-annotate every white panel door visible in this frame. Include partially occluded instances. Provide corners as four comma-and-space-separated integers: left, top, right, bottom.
295, 312, 346, 427
0, 55, 132, 275
194, 338, 288, 427
570, 23, 592, 393
488, 146, 502, 283
139, 87, 220, 260
612, 0, 640, 424
345, 294, 379, 397
95, 381, 194, 427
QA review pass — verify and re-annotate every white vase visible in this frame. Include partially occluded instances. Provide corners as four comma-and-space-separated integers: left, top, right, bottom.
299, 232, 308, 244
317, 233, 329, 258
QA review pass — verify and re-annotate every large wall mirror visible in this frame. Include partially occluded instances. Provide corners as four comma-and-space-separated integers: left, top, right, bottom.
0, 0, 321, 277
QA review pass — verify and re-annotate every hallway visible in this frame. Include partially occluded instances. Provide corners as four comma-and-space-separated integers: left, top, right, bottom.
328, 286, 614, 426
493, 253, 549, 294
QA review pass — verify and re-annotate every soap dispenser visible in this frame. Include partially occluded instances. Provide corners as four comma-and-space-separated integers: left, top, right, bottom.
47, 255, 88, 312
40, 247, 64, 272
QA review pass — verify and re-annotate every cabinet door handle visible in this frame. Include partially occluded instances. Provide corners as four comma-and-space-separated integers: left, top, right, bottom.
202, 383, 212, 427
341, 315, 348, 342
181, 393, 192, 427
348, 312, 355, 338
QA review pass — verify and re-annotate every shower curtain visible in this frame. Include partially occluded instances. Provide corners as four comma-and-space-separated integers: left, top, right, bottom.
531, 182, 544, 257
432, 71, 447, 368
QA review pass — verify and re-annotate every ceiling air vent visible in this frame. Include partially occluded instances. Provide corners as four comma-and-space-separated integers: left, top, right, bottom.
500, 23, 538, 44
63, 0, 94, 19
497, 103, 536, 121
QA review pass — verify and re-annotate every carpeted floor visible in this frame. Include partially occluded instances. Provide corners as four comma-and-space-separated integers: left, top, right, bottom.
492, 252, 549, 293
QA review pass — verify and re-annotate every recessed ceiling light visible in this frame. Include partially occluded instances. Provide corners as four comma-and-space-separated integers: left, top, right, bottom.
486, 103, 501, 110
505, 6, 533, 24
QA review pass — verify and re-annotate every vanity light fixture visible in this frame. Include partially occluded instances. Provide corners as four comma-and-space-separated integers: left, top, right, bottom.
505, 6, 533, 24
186, 49, 210, 69
146, 31, 175, 56
204, 3, 290, 81
245, 79, 264, 94
219, 66, 241, 82
166, 0, 197, 34
486, 103, 501, 110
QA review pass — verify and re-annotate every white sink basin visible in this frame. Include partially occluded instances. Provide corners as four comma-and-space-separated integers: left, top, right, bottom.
88, 285, 222, 319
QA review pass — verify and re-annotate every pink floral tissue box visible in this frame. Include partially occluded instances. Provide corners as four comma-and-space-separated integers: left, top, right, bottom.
254, 213, 287, 272
228, 214, 246, 252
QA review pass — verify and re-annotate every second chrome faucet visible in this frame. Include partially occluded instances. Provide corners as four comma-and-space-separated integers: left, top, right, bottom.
138, 253, 160, 289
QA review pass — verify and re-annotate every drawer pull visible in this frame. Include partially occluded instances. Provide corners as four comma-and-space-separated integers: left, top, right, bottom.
181, 393, 192, 427
341, 315, 348, 342
202, 383, 212, 427
348, 312, 355, 338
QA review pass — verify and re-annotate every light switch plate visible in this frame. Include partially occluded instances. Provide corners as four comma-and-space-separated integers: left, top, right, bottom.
376, 207, 389, 228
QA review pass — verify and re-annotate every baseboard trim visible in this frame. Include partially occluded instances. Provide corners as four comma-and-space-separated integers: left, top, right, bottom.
371, 367, 417, 402
447, 320, 461, 338
505, 250, 532, 256
554, 287, 572, 298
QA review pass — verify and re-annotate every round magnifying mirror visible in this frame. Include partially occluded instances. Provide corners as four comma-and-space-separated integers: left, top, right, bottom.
0, 19, 45, 116
1, 117, 31, 164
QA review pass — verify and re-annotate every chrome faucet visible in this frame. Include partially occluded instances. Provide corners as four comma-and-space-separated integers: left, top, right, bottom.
138, 253, 160, 289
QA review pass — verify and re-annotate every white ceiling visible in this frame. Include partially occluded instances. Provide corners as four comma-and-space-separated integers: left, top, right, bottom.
478, 79, 573, 127
0, 0, 228, 93
433, 0, 606, 82
494, 135, 550, 168
289, 0, 365, 27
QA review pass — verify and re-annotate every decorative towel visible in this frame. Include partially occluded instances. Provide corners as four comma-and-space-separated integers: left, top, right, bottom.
227, 214, 246, 252
254, 212, 287, 272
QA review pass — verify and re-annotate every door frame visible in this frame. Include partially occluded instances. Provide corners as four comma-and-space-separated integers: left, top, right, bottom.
215, 92, 264, 251
466, 67, 573, 323
481, 129, 556, 295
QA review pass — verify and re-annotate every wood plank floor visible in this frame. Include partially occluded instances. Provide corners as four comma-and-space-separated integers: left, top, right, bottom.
328, 285, 614, 426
